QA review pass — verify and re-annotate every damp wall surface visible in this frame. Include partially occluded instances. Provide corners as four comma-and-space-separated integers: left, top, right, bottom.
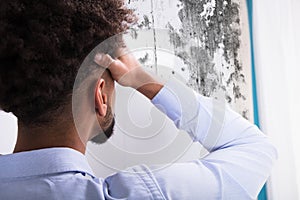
127, 0, 253, 119
87, 0, 253, 177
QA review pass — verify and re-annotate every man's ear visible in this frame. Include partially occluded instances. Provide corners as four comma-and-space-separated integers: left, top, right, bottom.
95, 78, 107, 117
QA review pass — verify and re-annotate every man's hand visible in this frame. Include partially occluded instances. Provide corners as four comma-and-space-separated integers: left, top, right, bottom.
94, 52, 163, 100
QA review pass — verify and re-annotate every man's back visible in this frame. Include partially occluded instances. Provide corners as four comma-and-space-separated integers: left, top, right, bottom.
0, 148, 169, 200
0, 148, 105, 199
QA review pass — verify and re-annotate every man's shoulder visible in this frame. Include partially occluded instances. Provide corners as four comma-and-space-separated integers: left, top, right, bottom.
105, 165, 166, 199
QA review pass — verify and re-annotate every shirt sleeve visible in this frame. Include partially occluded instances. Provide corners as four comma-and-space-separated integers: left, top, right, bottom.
149, 78, 278, 199
105, 78, 277, 200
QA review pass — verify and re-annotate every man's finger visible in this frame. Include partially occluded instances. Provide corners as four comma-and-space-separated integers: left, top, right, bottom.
94, 53, 129, 83
94, 54, 116, 69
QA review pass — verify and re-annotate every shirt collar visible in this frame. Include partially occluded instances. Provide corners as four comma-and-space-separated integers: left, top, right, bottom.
0, 147, 95, 179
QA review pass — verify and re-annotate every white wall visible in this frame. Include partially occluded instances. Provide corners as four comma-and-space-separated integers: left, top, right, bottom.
0, 111, 17, 154
253, 0, 300, 199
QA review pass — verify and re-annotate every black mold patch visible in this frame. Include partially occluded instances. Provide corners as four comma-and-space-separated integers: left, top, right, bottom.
127, 0, 250, 119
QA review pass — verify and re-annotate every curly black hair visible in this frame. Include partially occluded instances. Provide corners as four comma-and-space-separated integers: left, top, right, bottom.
0, 0, 136, 125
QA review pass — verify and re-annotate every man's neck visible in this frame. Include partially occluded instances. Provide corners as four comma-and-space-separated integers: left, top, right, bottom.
14, 123, 86, 154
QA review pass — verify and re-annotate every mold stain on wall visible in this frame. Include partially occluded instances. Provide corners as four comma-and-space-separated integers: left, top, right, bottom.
127, 0, 252, 119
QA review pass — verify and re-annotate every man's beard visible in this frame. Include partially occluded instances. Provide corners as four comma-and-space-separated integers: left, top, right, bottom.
90, 106, 115, 144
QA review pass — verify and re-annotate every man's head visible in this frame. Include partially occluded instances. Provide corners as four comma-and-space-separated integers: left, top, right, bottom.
0, 0, 136, 146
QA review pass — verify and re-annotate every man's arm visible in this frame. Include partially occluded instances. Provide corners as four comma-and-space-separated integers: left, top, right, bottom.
95, 53, 277, 199
149, 78, 277, 199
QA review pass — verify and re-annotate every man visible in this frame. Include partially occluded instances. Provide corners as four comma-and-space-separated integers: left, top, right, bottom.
0, 0, 277, 199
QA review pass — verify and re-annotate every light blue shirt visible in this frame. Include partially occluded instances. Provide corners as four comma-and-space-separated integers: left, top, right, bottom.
0, 79, 277, 199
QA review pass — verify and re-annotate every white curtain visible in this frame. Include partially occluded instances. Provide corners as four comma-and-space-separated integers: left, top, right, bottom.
253, 0, 300, 199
